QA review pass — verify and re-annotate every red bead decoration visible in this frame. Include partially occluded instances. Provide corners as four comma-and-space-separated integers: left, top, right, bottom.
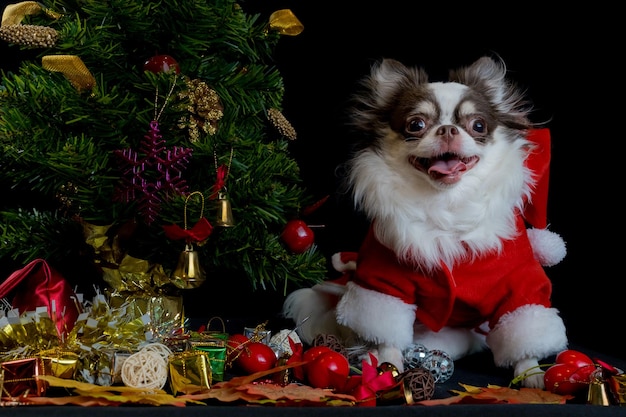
143, 54, 180, 74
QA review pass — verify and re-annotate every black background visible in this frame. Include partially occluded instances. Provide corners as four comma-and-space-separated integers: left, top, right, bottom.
244, 1, 622, 358
1, 1, 622, 358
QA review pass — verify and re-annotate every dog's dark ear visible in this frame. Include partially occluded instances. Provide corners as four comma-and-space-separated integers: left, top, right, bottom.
450, 57, 509, 99
451, 57, 531, 127
367, 59, 429, 102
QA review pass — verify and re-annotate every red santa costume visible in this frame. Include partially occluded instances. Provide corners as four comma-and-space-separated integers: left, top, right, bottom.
335, 129, 567, 369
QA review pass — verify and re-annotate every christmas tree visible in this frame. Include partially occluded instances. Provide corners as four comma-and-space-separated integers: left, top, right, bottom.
0, 0, 327, 318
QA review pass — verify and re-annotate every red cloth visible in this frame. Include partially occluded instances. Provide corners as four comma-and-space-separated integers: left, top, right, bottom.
350, 213, 552, 332
523, 128, 551, 229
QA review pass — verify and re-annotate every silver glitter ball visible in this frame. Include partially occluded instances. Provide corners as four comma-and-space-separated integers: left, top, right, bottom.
421, 349, 454, 383
402, 343, 429, 370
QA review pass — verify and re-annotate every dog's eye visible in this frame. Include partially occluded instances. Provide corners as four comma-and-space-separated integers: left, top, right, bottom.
470, 118, 486, 134
406, 117, 426, 133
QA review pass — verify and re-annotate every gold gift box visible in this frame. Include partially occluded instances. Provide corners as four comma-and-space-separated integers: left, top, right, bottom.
168, 350, 211, 395
40, 349, 79, 380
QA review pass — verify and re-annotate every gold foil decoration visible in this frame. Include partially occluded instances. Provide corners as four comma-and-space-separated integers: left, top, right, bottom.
101, 255, 171, 292
108, 294, 183, 329
608, 374, 626, 405
42, 55, 96, 92
269, 9, 303, 36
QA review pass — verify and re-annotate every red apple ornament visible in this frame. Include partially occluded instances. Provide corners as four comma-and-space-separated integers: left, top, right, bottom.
235, 341, 277, 374
305, 349, 350, 390
143, 54, 180, 74
555, 349, 594, 369
281, 219, 314, 253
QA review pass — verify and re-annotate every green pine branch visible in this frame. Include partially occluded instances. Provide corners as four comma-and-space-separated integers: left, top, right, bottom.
1, 0, 328, 297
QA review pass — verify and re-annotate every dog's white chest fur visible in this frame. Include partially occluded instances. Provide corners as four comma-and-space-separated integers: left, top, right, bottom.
350, 122, 532, 272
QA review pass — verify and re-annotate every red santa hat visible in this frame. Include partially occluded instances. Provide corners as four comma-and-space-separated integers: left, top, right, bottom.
523, 128, 551, 230
523, 128, 566, 267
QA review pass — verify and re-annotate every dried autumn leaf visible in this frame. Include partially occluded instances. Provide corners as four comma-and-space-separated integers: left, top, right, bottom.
19, 395, 124, 407
417, 383, 573, 406
37, 375, 203, 406
184, 361, 307, 403
473, 384, 573, 404
244, 382, 356, 403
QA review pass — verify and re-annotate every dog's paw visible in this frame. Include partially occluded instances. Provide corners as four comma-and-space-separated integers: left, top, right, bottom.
375, 344, 405, 373
514, 358, 545, 389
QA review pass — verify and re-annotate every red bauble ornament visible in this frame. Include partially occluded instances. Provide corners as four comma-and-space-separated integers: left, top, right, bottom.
143, 54, 180, 74
544, 362, 594, 395
305, 350, 350, 390
235, 342, 277, 374
302, 345, 333, 375
544, 349, 597, 395
554, 349, 594, 369
281, 219, 314, 253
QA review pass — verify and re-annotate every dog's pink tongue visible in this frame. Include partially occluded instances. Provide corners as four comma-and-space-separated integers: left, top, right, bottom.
428, 159, 467, 176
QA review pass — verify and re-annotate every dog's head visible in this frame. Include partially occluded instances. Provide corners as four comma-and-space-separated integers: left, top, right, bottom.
347, 56, 532, 189
343, 57, 538, 268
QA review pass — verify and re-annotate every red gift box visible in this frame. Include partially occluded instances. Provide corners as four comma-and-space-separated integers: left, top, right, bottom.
1, 357, 47, 397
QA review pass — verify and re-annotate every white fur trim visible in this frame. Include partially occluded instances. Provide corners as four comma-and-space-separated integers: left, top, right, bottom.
527, 227, 567, 267
331, 252, 357, 272
336, 281, 416, 348
282, 288, 343, 344
487, 304, 567, 367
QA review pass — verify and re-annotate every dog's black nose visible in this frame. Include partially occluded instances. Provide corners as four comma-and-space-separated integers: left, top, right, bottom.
436, 125, 460, 139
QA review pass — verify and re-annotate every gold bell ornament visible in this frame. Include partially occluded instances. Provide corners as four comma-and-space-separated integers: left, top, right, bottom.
212, 147, 235, 227
215, 191, 235, 227
163, 191, 214, 289
172, 242, 205, 289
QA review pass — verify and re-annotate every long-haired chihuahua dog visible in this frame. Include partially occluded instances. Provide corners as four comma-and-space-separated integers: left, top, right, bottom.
283, 56, 568, 388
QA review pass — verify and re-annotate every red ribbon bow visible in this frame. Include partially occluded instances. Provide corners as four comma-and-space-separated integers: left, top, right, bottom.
210, 164, 228, 199
163, 217, 213, 243
350, 353, 397, 405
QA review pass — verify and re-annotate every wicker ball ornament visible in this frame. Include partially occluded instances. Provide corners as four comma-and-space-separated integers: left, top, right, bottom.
402, 367, 436, 403
121, 343, 172, 390
312, 333, 348, 358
